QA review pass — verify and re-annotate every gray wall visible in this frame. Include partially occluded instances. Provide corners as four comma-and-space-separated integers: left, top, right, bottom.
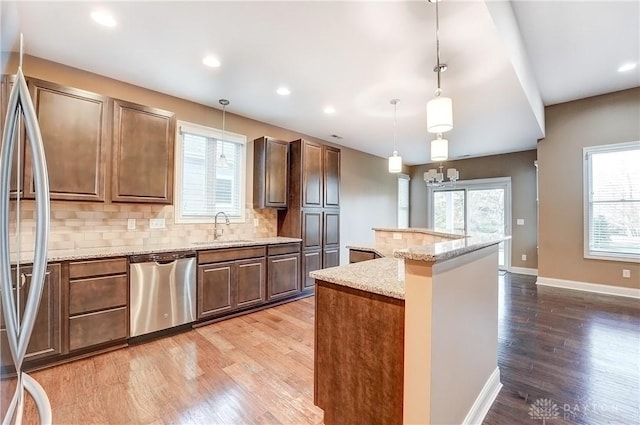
409, 149, 538, 269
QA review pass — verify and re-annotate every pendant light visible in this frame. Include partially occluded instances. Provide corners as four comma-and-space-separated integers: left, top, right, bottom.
427, 0, 453, 134
430, 133, 448, 162
218, 99, 229, 168
388, 99, 402, 173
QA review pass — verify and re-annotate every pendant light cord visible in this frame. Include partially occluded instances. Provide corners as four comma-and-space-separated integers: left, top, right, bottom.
435, 0, 442, 94
393, 101, 398, 151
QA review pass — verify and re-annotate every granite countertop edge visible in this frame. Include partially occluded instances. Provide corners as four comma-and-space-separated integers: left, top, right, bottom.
371, 227, 465, 239
310, 257, 404, 300
13, 237, 303, 263
393, 235, 510, 262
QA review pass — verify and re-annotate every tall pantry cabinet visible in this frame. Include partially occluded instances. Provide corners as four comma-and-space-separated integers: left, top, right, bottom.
277, 139, 340, 290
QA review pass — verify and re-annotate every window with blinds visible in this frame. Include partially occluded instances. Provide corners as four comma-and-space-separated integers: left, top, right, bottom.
398, 174, 410, 228
176, 122, 246, 222
584, 142, 640, 261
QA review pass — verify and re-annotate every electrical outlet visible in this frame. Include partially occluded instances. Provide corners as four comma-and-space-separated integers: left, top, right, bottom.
521, 254, 527, 261
127, 219, 136, 230
622, 269, 631, 278
149, 218, 165, 229
392, 233, 402, 240
254, 218, 259, 227
517, 219, 525, 226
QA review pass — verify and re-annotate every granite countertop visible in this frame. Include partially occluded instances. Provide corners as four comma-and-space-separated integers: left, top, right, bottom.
344, 245, 386, 258
310, 257, 404, 300
12, 236, 302, 263
372, 227, 464, 239
393, 233, 509, 262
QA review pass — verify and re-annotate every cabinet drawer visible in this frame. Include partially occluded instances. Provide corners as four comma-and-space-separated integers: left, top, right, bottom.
69, 258, 128, 279
69, 275, 127, 315
69, 307, 127, 351
268, 243, 301, 256
198, 246, 266, 264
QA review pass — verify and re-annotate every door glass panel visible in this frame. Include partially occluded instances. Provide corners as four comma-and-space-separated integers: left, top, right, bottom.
467, 188, 506, 267
433, 190, 465, 234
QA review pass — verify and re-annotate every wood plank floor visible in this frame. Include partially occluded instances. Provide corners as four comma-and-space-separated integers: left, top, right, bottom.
2, 273, 639, 424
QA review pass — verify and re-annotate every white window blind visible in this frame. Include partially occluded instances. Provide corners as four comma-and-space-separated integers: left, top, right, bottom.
176, 122, 246, 222
398, 174, 410, 228
584, 142, 640, 261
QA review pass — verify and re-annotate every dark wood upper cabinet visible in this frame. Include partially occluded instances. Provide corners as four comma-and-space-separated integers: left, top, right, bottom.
25, 79, 109, 202
302, 141, 323, 208
324, 146, 340, 208
253, 136, 289, 209
111, 99, 175, 204
1, 74, 24, 197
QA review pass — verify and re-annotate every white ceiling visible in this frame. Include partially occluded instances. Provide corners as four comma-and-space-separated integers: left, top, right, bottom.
1, 1, 638, 165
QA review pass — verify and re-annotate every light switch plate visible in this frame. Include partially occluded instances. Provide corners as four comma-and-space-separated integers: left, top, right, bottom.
521, 254, 527, 261
517, 219, 525, 226
127, 219, 136, 230
392, 233, 402, 240
254, 218, 259, 227
622, 269, 631, 278
149, 218, 165, 229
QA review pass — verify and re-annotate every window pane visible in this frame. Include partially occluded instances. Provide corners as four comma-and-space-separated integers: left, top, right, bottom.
433, 190, 465, 233
587, 143, 640, 258
398, 176, 409, 228
179, 128, 245, 220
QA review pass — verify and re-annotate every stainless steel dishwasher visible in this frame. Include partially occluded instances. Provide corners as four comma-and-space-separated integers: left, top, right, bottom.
129, 251, 196, 337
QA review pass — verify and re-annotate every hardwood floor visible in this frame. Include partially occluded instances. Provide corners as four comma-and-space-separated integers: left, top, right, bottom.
2, 273, 639, 424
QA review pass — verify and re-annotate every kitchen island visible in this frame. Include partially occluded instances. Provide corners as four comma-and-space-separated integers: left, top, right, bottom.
311, 231, 506, 425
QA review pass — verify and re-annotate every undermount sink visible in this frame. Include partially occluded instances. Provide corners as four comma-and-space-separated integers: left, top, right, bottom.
191, 240, 253, 245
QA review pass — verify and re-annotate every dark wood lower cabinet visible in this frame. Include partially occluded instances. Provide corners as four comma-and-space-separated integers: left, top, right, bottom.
302, 250, 321, 289
197, 256, 266, 319
69, 307, 127, 351
267, 253, 300, 300
323, 246, 340, 269
0, 264, 62, 370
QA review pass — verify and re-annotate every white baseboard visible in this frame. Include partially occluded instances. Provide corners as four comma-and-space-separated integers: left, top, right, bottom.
509, 267, 538, 276
462, 367, 503, 425
537, 277, 640, 299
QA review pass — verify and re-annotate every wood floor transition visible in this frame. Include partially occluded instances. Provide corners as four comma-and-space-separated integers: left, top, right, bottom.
1, 273, 638, 424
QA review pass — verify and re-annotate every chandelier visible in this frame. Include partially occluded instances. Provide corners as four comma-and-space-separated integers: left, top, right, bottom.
424, 165, 459, 187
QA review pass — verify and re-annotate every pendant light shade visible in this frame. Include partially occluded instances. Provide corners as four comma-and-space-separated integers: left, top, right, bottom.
426, 95, 453, 133
430, 133, 448, 162
388, 98, 402, 174
388, 150, 402, 173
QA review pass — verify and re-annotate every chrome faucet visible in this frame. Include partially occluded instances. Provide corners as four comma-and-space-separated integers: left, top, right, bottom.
214, 211, 230, 240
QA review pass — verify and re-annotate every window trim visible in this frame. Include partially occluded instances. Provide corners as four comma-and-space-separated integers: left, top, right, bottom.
583, 141, 640, 263
174, 120, 247, 224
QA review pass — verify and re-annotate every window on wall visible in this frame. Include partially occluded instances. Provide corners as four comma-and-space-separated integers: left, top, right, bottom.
584, 141, 640, 261
175, 121, 246, 223
398, 174, 410, 228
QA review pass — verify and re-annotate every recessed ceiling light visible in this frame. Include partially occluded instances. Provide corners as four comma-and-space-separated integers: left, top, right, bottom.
617, 62, 637, 73
324, 106, 336, 115
276, 87, 291, 96
90, 10, 117, 28
202, 55, 221, 68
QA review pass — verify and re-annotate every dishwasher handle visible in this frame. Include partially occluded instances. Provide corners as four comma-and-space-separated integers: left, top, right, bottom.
130, 251, 196, 264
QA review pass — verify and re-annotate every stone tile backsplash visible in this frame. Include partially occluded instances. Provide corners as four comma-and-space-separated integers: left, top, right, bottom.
9, 201, 277, 252
374, 230, 453, 257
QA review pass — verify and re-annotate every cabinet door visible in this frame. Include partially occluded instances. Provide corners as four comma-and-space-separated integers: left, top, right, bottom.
302, 249, 321, 289
268, 254, 300, 300
236, 258, 266, 309
254, 137, 288, 208
25, 79, 109, 201
323, 210, 340, 247
323, 246, 340, 269
0, 264, 62, 369
198, 262, 235, 318
302, 141, 323, 208
112, 99, 175, 204
302, 210, 323, 250
1, 74, 24, 197
323, 146, 340, 208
